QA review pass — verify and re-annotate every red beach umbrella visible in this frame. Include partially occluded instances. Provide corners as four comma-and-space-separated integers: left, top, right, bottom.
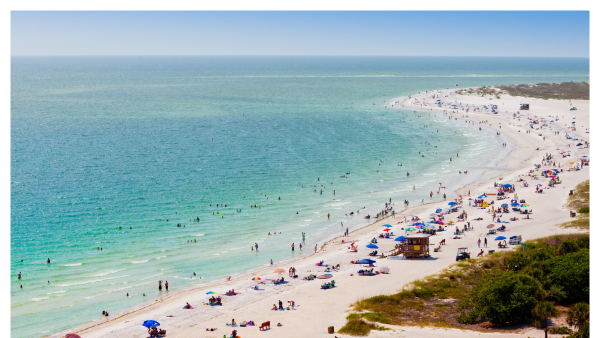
66, 334, 82, 338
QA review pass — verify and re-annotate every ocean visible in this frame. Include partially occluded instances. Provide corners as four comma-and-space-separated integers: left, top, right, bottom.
11, 56, 589, 337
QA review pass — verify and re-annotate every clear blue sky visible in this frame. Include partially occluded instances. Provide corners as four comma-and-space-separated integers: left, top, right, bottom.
11, 11, 589, 57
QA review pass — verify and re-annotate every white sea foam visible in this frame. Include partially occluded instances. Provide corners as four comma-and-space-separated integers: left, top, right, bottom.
141, 273, 164, 281
131, 260, 149, 264
193, 233, 205, 237
93, 268, 126, 277
31, 297, 49, 302
62, 263, 82, 267
46, 290, 66, 295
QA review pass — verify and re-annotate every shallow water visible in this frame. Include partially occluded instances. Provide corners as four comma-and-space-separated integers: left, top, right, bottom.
11, 56, 588, 337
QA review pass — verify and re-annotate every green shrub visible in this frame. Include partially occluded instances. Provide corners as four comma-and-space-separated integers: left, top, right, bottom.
531, 301, 560, 328
567, 303, 589, 332
338, 318, 376, 336
577, 206, 589, 214
543, 250, 589, 304
549, 326, 573, 334
459, 272, 544, 325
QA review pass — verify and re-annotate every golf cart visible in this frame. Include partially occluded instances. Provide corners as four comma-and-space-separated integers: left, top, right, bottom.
456, 247, 470, 261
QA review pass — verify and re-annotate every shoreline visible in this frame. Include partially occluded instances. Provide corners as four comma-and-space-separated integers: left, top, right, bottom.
58, 88, 589, 338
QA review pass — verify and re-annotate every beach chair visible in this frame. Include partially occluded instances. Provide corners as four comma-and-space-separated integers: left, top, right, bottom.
259, 321, 271, 331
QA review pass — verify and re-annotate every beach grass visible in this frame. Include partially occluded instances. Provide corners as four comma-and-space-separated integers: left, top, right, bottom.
561, 180, 589, 230
341, 234, 589, 332
496, 82, 589, 100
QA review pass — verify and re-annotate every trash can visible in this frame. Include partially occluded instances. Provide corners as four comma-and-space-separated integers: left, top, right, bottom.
328, 326, 334, 334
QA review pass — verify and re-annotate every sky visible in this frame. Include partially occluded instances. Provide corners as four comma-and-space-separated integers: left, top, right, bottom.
11, 11, 590, 57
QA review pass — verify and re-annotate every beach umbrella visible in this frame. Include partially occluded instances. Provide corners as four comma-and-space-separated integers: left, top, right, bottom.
394, 236, 406, 242
502, 184, 512, 187
448, 201, 458, 206
355, 259, 376, 265
366, 243, 379, 249
435, 208, 442, 213
206, 291, 216, 295
448, 220, 454, 223
413, 222, 425, 226
143, 320, 160, 328
273, 269, 286, 274
487, 224, 495, 229
521, 204, 529, 208
65, 335, 81, 338
568, 162, 574, 164
382, 224, 392, 227
501, 204, 508, 208
478, 194, 487, 199
251, 277, 261, 281
317, 275, 329, 279
510, 202, 519, 206
494, 236, 506, 241
405, 227, 416, 231
379, 267, 390, 274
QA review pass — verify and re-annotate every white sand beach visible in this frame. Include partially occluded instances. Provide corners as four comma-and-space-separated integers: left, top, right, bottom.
61, 89, 590, 338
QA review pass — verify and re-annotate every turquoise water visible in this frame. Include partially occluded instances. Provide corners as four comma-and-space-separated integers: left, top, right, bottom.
11, 56, 589, 337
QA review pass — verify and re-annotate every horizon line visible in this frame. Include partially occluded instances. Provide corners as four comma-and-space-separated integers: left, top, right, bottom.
10, 55, 590, 58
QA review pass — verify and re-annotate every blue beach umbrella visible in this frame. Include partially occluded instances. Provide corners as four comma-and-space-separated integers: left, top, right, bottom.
494, 236, 506, 241
448, 201, 458, 206
143, 320, 160, 328
510, 202, 519, 206
366, 243, 379, 249
478, 194, 487, 199
395, 236, 406, 242
413, 222, 425, 226
354, 259, 376, 265
502, 184, 512, 188
382, 224, 392, 227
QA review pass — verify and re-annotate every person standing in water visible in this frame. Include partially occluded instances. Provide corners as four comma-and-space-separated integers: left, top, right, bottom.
255, 243, 258, 251
291, 243, 295, 252
165, 280, 169, 291
158, 280, 162, 291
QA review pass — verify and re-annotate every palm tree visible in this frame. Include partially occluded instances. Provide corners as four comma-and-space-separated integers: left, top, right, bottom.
532, 301, 560, 329
567, 303, 589, 332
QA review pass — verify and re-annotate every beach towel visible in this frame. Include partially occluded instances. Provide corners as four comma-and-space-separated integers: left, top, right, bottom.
183, 307, 196, 309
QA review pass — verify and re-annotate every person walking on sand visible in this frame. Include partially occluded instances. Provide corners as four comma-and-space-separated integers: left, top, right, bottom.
314, 244, 317, 253
271, 259, 273, 266
478, 238, 481, 248
484, 238, 488, 248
